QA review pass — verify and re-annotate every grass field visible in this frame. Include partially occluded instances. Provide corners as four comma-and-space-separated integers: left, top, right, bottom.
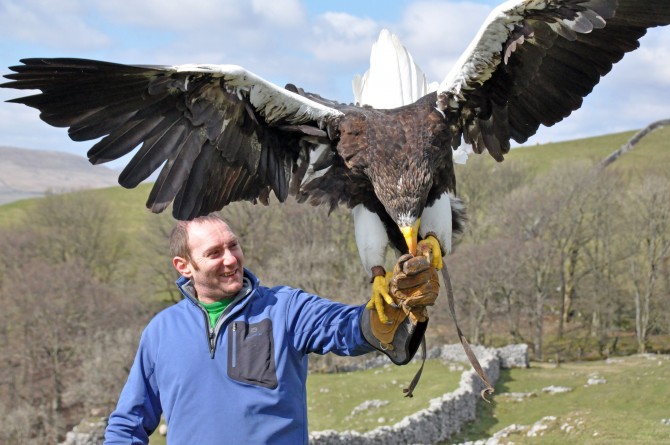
451, 354, 670, 445
306, 359, 464, 432
306, 354, 670, 444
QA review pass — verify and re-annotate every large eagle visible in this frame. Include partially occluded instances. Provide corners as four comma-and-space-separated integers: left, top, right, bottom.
2, 0, 669, 321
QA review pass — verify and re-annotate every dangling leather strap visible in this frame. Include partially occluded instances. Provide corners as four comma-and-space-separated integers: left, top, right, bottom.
402, 336, 426, 398
441, 264, 495, 401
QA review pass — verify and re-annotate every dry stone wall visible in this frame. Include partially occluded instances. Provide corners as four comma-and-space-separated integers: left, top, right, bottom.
309, 344, 528, 445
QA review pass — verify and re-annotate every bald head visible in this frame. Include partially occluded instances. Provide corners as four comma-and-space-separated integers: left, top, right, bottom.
170, 214, 233, 263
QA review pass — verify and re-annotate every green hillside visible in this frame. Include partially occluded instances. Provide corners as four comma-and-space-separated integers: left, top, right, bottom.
506, 127, 670, 179
0, 182, 155, 231
508, 131, 635, 167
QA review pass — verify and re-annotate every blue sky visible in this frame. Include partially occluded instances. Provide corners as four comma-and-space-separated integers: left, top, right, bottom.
1, 0, 669, 167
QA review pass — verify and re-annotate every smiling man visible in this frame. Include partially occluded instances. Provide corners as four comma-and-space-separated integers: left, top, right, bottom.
103, 214, 439, 445
171, 217, 246, 302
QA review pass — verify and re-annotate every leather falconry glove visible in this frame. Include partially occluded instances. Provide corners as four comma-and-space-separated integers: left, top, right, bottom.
389, 251, 439, 324
361, 247, 439, 366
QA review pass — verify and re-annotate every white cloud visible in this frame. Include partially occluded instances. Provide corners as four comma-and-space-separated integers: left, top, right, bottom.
85, 0, 309, 69
251, 0, 305, 26
397, 1, 492, 83
95, 0, 305, 34
308, 12, 379, 64
0, 0, 111, 50
612, 28, 670, 87
94, 0, 247, 30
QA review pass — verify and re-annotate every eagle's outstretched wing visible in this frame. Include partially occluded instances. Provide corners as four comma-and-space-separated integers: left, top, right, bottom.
2, 59, 344, 219
438, 0, 670, 161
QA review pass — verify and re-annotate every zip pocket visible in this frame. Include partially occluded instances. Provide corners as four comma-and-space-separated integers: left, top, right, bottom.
231, 322, 237, 368
227, 319, 278, 389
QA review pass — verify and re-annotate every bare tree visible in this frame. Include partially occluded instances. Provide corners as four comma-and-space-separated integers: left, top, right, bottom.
487, 174, 565, 360
0, 193, 148, 444
137, 211, 183, 303
65, 327, 143, 416
538, 162, 602, 337
576, 171, 629, 354
447, 238, 527, 345
29, 191, 129, 284
622, 176, 670, 353
220, 200, 285, 273
1, 258, 129, 442
455, 156, 530, 243
260, 201, 367, 303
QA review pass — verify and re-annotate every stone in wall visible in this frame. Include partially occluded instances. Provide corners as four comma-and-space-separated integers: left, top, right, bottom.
59, 417, 107, 445
497, 344, 529, 369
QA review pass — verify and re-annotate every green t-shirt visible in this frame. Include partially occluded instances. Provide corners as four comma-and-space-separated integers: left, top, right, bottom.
200, 299, 234, 328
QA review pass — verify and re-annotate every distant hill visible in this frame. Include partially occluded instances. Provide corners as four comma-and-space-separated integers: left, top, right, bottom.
0, 146, 119, 205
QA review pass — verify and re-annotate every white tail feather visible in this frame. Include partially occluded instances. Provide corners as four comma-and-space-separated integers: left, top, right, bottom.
352, 29, 436, 109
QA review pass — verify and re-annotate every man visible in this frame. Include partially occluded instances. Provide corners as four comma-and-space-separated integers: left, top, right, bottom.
104, 214, 438, 444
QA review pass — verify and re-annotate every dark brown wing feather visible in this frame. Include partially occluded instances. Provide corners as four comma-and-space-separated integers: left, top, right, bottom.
440, 0, 670, 161
2, 58, 333, 219
505, 7, 663, 144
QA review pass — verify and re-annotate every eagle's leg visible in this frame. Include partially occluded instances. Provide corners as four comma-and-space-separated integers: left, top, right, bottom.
365, 270, 395, 324
353, 204, 397, 323
418, 234, 443, 270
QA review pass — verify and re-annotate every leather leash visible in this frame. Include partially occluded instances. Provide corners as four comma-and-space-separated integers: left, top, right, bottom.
403, 336, 426, 397
442, 264, 495, 401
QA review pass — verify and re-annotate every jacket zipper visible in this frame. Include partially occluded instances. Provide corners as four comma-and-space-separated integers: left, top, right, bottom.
201, 310, 216, 359
202, 301, 246, 359
189, 281, 253, 359
231, 322, 237, 368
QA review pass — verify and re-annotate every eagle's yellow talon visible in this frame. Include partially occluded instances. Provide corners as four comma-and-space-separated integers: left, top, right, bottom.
418, 235, 443, 270
368, 274, 394, 324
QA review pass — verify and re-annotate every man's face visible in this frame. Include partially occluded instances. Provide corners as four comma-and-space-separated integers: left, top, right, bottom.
173, 219, 245, 303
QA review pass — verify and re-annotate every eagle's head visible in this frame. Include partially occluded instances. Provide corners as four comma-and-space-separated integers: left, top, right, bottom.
369, 150, 434, 255
338, 100, 450, 257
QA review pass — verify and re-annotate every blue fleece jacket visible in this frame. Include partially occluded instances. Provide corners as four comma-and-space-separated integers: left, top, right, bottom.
104, 269, 373, 444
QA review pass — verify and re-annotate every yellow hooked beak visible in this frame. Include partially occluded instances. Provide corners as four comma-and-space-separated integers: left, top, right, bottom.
400, 218, 420, 256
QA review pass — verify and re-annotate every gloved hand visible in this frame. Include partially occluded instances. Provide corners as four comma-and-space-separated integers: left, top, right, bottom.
361, 247, 440, 365
389, 252, 439, 324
